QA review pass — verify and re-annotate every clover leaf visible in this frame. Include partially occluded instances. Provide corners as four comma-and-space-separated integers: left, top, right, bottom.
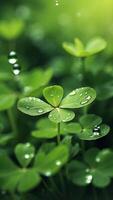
32, 118, 66, 139
0, 144, 69, 192
0, 153, 41, 192
18, 68, 53, 96
0, 84, 17, 111
14, 143, 35, 167
63, 37, 107, 58
65, 114, 110, 140
0, 19, 25, 40
67, 148, 113, 188
18, 85, 96, 123
34, 145, 69, 176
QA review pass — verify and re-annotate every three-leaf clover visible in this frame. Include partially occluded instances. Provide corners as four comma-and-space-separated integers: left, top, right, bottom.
67, 148, 113, 188
63, 37, 107, 58
0, 143, 69, 192
65, 114, 110, 140
17, 85, 96, 123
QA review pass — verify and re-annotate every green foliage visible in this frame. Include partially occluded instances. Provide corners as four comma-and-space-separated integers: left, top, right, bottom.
14, 143, 35, 167
0, 143, 69, 192
0, 19, 25, 40
65, 114, 110, 140
0, 10, 111, 199
18, 85, 96, 123
67, 148, 113, 188
63, 37, 107, 58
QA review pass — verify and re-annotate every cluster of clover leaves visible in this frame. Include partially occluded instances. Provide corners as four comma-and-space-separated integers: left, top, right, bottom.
0, 37, 111, 195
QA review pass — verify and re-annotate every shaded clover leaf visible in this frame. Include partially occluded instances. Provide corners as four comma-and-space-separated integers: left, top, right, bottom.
14, 143, 35, 167
0, 84, 17, 111
0, 19, 25, 40
34, 145, 69, 176
67, 148, 113, 188
0, 144, 69, 192
18, 85, 96, 123
18, 68, 53, 96
32, 118, 66, 139
0, 153, 41, 192
65, 114, 110, 140
63, 37, 107, 58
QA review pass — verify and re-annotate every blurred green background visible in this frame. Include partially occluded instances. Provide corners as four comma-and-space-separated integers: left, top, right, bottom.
0, 0, 113, 66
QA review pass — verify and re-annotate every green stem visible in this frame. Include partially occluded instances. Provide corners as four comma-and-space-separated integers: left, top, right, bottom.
7, 108, 18, 138
81, 57, 86, 73
59, 172, 66, 196
57, 123, 61, 144
49, 177, 62, 198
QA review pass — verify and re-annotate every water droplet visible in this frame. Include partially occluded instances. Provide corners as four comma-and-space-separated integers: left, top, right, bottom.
55, 0, 59, 6
8, 51, 18, 64
26, 106, 30, 109
80, 100, 89, 105
37, 109, 44, 113
56, 160, 61, 166
93, 125, 100, 136
24, 154, 30, 159
26, 143, 31, 147
29, 97, 36, 101
85, 175, 92, 184
85, 168, 90, 173
96, 157, 100, 162
13, 63, 21, 75
45, 171, 52, 176
50, 94, 54, 97
69, 90, 76, 96
86, 96, 91, 100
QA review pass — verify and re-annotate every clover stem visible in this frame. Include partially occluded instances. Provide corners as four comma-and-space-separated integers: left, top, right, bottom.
81, 105, 88, 158
49, 177, 62, 198
42, 179, 60, 200
57, 123, 61, 144
7, 108, 18, 138
81, 57, 86, 73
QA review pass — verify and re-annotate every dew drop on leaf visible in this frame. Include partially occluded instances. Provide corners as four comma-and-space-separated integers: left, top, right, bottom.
45, 171, 52, 176
80, 100, 89, 105
37, 109, 44, 113
24, 154, 30, 159
69, 90, 76, 96
26, 106, 30, 109
93, 125, 101, 136
86, 96, 91, 100
85, 175, 92, 184
56, 160, 61, 166
8, 51, 18, 64
95, 157, 101, 162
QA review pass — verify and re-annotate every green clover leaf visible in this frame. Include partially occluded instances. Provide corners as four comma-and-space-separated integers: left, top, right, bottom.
18, 85, 96, 123
0, 153, 41, 192
14, 143, 35, 167
67, 148, 113, 188
65, 114, 110, 140
34, 145, 69, 176
32, 118, 66, 139
63, 37, 107, 58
